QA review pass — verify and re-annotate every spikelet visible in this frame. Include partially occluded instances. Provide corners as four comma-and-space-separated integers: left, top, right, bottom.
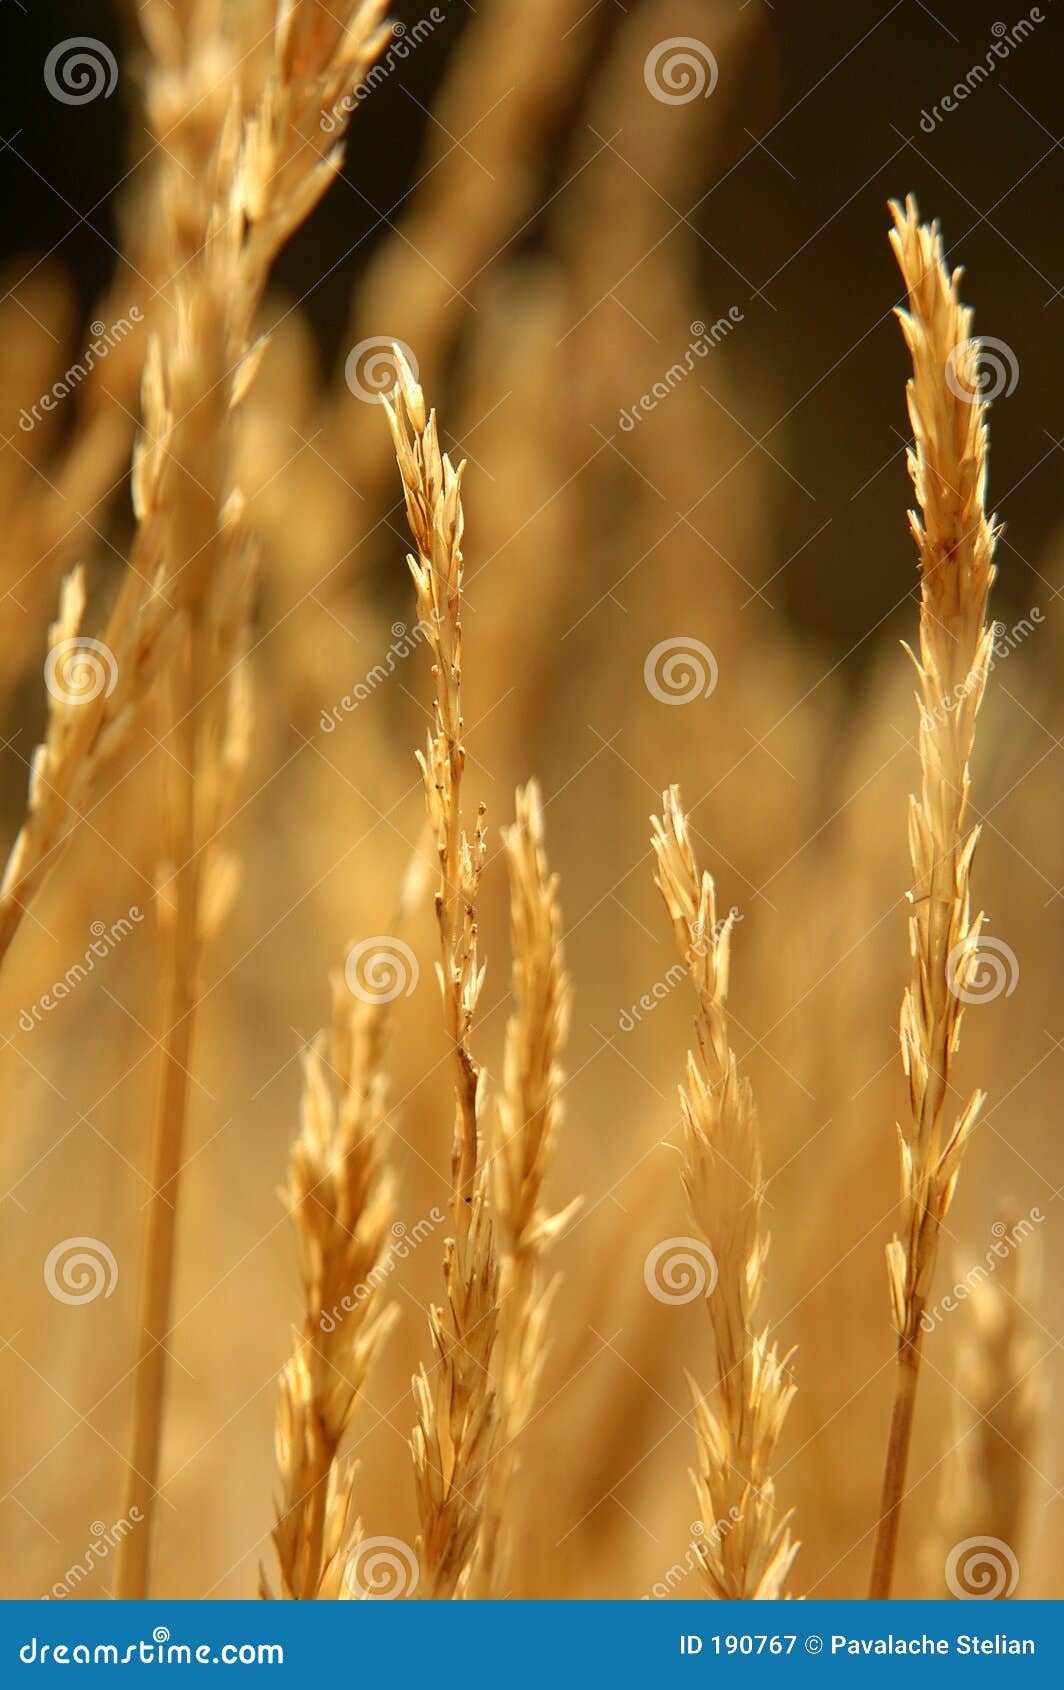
479, 781, 580, 1594
0, 2, 392, 977
652, 786, 797, 1600
870, 197, 1000, 1599
115, 1, 393, 1599
265, 971, 400, 1599
383, 348, 500, 1599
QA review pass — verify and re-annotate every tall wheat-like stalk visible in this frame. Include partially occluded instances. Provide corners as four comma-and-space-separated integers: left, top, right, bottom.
265, 844, 429, 1599
0, 0, 252, 973
265, 973, 399, 1599
652, 787, 797, 1600
383, 350, 500, 1599
868, 197, 1000, 1600
479, 781, 579, 1596
115, 0, 390, 1599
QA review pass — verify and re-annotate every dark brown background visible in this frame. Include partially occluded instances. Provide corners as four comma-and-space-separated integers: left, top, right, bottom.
5, 0, 1062, 654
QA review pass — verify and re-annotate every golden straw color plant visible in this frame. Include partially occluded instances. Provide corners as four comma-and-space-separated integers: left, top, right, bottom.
264, 969, 398, 1599
652, 787, 797, 1601
264, 845, 429, 1600
114, 0, 392, 1599
869, 197, 1000, 1600
384, 368, 579, 1598
1, 0, 1051, 1600
479, 781, 580, 1595
0, 0, 388, 981
383, 350, 500, 1599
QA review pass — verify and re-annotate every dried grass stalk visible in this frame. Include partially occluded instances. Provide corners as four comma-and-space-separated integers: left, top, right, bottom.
116, 0, 390, 1599
479, 781, 579, 1595
869, 197, 999, 1600
0, 565, 150, 970
384, 349, 499, 1599
0, 0, 391, 973
652, 786, 797, 1600
265, 842, 428, 1599
264, 972, 400, 1599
